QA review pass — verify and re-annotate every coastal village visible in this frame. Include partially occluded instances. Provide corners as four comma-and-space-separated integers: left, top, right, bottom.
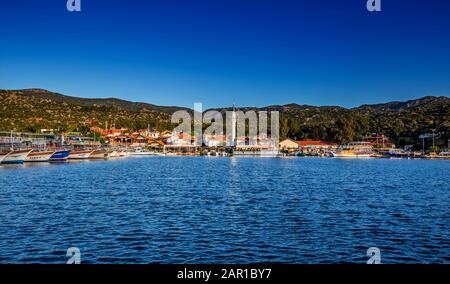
0, 124, 449, 164
1, 89, 449, 163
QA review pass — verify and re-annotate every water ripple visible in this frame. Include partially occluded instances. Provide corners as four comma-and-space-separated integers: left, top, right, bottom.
0, 157, 449, 263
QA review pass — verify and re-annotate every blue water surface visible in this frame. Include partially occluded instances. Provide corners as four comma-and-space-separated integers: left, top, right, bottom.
0, 157, 449, 263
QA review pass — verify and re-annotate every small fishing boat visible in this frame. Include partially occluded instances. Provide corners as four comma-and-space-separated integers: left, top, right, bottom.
2, 149, 33, 164
49, 150, 71, 162
89, 149, 109, 159
331, 142, 374, 158
68, 150, 94, 160
25, 150, 55, 162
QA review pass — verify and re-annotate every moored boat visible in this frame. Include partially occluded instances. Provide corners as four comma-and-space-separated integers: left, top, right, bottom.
108, 150, 123, 158
425, 152, 450, 160
68, 150, 94, 160
233, 149, 280, 157
331, 150, 372, 158
0, 151, 12, 164
49, 150, 71, 162
127, 148, 155, 156
2, 149, 33, 164
25, 150, 55, 162
89, 149, 109, 159
331, 142, 374, 158
439, 151, 450, 159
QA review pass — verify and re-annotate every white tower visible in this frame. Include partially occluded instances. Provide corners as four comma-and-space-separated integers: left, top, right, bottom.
226, 104, 238, 147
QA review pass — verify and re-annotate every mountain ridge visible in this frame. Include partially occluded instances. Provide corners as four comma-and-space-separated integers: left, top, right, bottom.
2, 88, 189, 113
2, 88, 448, 112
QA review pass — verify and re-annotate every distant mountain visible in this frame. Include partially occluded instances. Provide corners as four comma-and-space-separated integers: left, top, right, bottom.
3, 88, 188, 113
355, 96, 450, 112
207, 103, 320, 112
4, 88, 447, 113
209, 97, 450, 113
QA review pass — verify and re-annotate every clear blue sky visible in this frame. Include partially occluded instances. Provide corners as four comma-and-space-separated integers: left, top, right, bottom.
1, 0, 449, 108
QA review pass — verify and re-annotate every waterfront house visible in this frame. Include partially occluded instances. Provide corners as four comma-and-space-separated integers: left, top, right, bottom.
160, 130, 173, 139
204, 134, 226, 147
146, 137, 165, 149
148, 130, 160, 139
296, 139, 337, 150
90, 126, 109, 136
279, 138, 300, 151
111, 135, 132, 145
168, 132, 195, 146
130, 135, 148, 147
110, 129, 123, 137
363, 134, 395, 149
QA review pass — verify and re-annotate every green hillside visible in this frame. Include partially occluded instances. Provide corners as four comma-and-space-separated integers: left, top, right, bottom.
1, 89, 449, 149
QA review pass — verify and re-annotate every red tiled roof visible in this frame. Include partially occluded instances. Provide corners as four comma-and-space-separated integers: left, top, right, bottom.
296, 140, 336, 146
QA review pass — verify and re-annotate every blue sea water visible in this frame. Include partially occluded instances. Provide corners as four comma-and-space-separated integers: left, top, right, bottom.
0, 157, 449, 264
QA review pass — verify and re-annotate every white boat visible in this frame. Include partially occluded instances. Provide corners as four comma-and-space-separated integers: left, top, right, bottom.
127, 148, 155, 156
331, 142, 374, 158
109, 150, 126, 158
331, 152, 372, 158
25, 150, 55, 162
89, 150, 109, 159
0, 151, 11, 164
439, 151, 450, 157
233, 146, 280, 157
2, 149, 33, 164
426, 152, 450, 160
68, 150, 94, 160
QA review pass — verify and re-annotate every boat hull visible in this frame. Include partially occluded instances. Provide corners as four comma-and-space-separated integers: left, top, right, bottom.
68, 150, 93, 159
89, 150, 109, 159
2, 150, 33, 164
25, 151, 54, 162
49, 150, 71, 162
109, 151, 124, 158
0, 152, 11, 164
233, 150, 280, 157
127, 151, 155, 156
331, 152, 372, 158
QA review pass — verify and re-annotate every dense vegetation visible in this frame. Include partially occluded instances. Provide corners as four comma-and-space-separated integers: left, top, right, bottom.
0, 90, 175, 134
1, 89, 449, 150
279, 103, 450, 148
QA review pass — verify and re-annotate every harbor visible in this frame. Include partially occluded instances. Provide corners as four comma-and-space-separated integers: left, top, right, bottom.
0, 130, 449, 166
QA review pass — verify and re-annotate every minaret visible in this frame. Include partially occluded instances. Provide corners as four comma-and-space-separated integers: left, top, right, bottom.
231, 104, 237, 147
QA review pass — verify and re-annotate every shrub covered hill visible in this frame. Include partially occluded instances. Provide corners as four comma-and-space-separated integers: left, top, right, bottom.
0, 89, 181, 134
0, 88, 449, 148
